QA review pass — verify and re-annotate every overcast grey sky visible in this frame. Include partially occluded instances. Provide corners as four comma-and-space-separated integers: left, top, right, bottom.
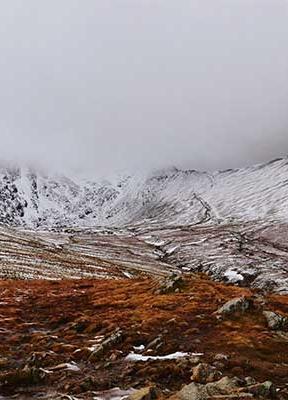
0, 0, 288, 176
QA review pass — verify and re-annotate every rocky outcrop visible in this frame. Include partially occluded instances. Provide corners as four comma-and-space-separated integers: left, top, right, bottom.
216, 297, 253, 316
191, 363, 222, 384
1, 277, 287, 399
172, 376, 242, 400
263, 310, 288, 330
172, 376, 276, 400
155, 274, 185, 294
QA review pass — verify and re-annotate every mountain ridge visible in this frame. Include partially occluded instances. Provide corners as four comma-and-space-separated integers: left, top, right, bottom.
0, 157, 288, 229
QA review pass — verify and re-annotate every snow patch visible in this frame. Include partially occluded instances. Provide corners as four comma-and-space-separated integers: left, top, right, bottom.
133, 344, 145, 352
125, 351, 202, 362
224, 269, 244, 283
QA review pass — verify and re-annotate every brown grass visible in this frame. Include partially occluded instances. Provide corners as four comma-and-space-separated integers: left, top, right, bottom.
0, 275, 287, 397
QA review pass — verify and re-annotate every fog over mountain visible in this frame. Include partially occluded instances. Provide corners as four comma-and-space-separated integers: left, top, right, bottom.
0, 0, 288, 176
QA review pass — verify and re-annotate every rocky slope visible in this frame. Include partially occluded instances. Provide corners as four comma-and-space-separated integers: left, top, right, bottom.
0, 275, 287, 399
2, 158, 288, 293
1, 221, 288, 294
1, 160, 288, 399
1, 158, 288, 230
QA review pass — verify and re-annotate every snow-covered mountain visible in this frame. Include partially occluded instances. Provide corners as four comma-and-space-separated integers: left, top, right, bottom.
2, 158, 288, 293
0, 157, 288, 229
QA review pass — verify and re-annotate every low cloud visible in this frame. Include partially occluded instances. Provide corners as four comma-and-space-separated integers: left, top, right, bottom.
0, 0, 287, 176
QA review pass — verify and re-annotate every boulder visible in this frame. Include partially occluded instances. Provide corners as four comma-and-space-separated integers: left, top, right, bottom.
156, 274, 185, 294
263, 310, 288, 330
239, 380, 276, 398
174, 376, 244, 400
127, 386, 158, 400
216, 297, 253, 316
191, 363, 222, 384
172, 376, 276, 400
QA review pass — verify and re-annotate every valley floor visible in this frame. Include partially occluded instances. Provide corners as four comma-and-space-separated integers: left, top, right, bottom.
0, 275, 288, 399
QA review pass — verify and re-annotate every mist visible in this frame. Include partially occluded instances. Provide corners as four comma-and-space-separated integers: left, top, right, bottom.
0, 0, 287, 176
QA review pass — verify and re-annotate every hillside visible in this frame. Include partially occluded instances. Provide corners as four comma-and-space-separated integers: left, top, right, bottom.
1, 160, 288, 398
0, 159, 288, 293
1, 158, 288, 230
0, 275, 288, 399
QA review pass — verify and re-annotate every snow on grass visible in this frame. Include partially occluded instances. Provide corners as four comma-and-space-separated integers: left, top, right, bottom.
125, 351, 202, 362
224, 268, 244, 283
133, 344, 145, 352
122, 271, 133, 278
65, 362, 81, 372
48, 362, 81, 372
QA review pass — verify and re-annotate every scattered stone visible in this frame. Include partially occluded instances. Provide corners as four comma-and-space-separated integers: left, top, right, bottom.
173, 376, 244, 400
214, 353, 228, 362
263, 310, 288, 330
240, 380, 276, 398
0, 277, 286, 399
216, 297, 253, 316
127, 386, 158, 400
244, 376, 257, 386
89, 327, 123, 361
191, 363, 222, 384
146, 335, 163, 351
156, 274, 185, 294
174, 376, 276, 400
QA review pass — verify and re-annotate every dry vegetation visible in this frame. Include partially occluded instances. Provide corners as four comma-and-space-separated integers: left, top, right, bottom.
0, 275, 288, 399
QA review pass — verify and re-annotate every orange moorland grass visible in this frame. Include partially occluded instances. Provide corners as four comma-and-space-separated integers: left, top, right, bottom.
0, 274, 287, 396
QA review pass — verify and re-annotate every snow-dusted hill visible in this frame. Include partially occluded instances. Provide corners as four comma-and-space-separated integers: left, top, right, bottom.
0, 158, 288, 229
2, 158, 288, 293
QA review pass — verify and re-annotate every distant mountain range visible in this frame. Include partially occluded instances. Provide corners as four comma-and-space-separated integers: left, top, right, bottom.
0, 158, 288, 229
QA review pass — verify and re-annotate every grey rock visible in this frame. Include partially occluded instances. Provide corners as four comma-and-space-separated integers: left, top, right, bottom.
127, 386, 158, 400
216, 297, 253, 316
156, 274, 185, 294
176, 376, 243, 400
263, 310, 288, 330
89, 327, 123, 361
214, 353, 229, 361
244, 381, 276, 398
191, 363, 222, 384
244, 376, 257, 386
